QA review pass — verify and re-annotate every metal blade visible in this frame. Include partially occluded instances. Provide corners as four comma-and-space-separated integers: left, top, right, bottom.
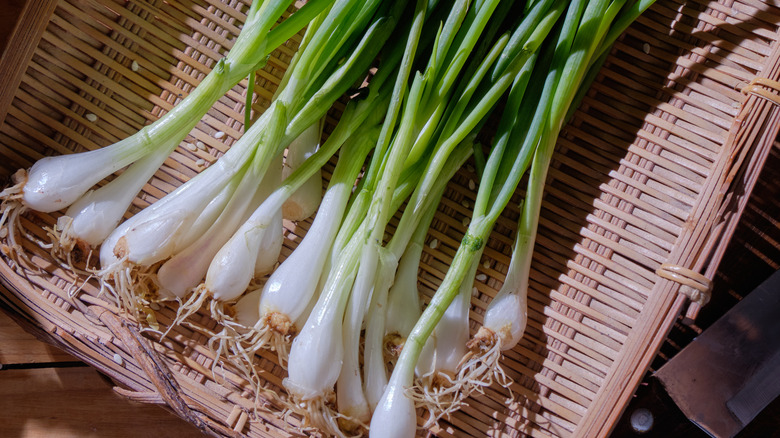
655, 269, 780, 438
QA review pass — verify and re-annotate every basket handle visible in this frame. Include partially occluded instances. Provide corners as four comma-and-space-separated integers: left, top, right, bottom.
741, 77, 780, 106
655, 263, 712, 307
93, 307, 242, 438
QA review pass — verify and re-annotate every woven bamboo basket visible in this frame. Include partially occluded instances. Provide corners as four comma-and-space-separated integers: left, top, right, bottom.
608, 139, 780, 436
1, 1, 779, 437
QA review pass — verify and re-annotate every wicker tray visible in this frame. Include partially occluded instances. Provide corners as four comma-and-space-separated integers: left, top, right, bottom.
1, 1, 779, 437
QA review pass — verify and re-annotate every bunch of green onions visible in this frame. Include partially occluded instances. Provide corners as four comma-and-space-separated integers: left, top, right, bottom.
0, 0, 656, 437
372, 0, 657, 435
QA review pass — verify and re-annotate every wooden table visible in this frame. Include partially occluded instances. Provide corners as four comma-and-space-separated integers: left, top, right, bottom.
0, 309, 203, 437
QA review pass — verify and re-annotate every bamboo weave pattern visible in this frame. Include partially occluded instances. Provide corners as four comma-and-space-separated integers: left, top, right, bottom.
1, 1, 779, 437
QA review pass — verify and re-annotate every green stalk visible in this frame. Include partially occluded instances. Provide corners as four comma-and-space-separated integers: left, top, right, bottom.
355, 8, 562, 343
268, 90, 391, 203
228, 0, 407, 213
566, 0, 655, 121
273, 5, 328, 98
405, 0, 506, 165
365, 73, 425, 243
431, 0, 501, 104
112, 0, 332, 159
399, 54, 550, 363
395, 216, 492, 373
360, 0, 429, 194
423, 0, 470, 100
332, 160, 424, 262
509, 0, 627, 264
386, 135, 475, 257
331, 12, 429, 252
393, 0, 655, 407
283, 0, 408, 145
479, 47, 556, 219
491, 0, 559, 79
340, 10, 431, 405
406, 0, 565, 218
471, 52, 539, 218
478, 0, 585, 223
338, 74, 427, 417
244, 71, 256, 129
363, 137, 473, 409
276, 0, 385, 113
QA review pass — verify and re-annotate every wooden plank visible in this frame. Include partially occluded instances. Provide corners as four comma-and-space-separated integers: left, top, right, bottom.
0, 308, 73, 364
0, 0, 59, 129
0, 0, 26, 53
0, 367, 203, 438
0, 312, 203, 437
